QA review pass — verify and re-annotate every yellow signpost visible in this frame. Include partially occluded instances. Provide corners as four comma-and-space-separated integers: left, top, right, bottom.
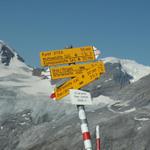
50, 61, 105, 80
53, 65, 101, 100
39, 46, 106, 149
40, 46, 95, 67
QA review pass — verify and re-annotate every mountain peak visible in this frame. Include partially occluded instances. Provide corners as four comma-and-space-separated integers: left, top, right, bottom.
0, 40, 25, 66
102, 57, 150, 82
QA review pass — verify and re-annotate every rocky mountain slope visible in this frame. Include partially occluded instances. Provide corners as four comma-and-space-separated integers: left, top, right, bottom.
0, 41, 150, 150
0, 40, 24, 66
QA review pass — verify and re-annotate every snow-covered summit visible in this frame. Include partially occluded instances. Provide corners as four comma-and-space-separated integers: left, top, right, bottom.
0, 40, 25, 67
102, 57, 150, 82
0, 40, 32, 77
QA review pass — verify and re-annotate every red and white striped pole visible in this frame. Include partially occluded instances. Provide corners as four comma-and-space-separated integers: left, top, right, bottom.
77, 105, 92, 150
96, 125, 100, 150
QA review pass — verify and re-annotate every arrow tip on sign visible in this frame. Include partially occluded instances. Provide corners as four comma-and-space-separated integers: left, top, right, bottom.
93, 46, 101, 60
49, 92, 56, 100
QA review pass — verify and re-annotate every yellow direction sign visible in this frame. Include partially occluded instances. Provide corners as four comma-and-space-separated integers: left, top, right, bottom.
53, 65, 101, 100
40, 46, 95, 67
50, 61, 105, 80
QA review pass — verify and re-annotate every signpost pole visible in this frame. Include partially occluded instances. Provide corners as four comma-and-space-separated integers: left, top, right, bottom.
77, 105, 92, 150
40, 45, 105, 150
96, 125, 101, 150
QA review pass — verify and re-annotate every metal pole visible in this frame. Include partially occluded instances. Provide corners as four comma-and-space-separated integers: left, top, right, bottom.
77, 105, 92, 150
96, 125, 100, 150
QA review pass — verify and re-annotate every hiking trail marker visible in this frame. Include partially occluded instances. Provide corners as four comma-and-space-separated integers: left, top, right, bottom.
50, 61, 105, 80
53, 65, 101, 100
39, 46, 105, 150
40, 46, 95, 67
70, 89, 92, 105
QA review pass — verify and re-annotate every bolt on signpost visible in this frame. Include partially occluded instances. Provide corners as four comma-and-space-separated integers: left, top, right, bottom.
40, 46, 105, 150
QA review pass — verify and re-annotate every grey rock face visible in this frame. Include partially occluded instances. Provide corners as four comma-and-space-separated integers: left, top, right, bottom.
0, 45, 15, 66
0, 110, 33, 150
99, 112, 150, 150
115, 74, 150, 107
32, 68, 44, 77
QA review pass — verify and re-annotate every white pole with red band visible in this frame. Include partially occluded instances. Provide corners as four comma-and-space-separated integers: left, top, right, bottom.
96, 125, 101, 150
77, 105, 92, 150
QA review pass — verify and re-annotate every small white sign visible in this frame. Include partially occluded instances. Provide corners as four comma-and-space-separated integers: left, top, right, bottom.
69, 89, 93, 105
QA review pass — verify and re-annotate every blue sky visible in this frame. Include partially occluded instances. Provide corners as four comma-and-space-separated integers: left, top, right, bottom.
0, 0, 150, 67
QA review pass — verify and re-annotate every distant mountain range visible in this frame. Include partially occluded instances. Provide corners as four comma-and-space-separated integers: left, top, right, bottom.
0, 41, 150, 150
